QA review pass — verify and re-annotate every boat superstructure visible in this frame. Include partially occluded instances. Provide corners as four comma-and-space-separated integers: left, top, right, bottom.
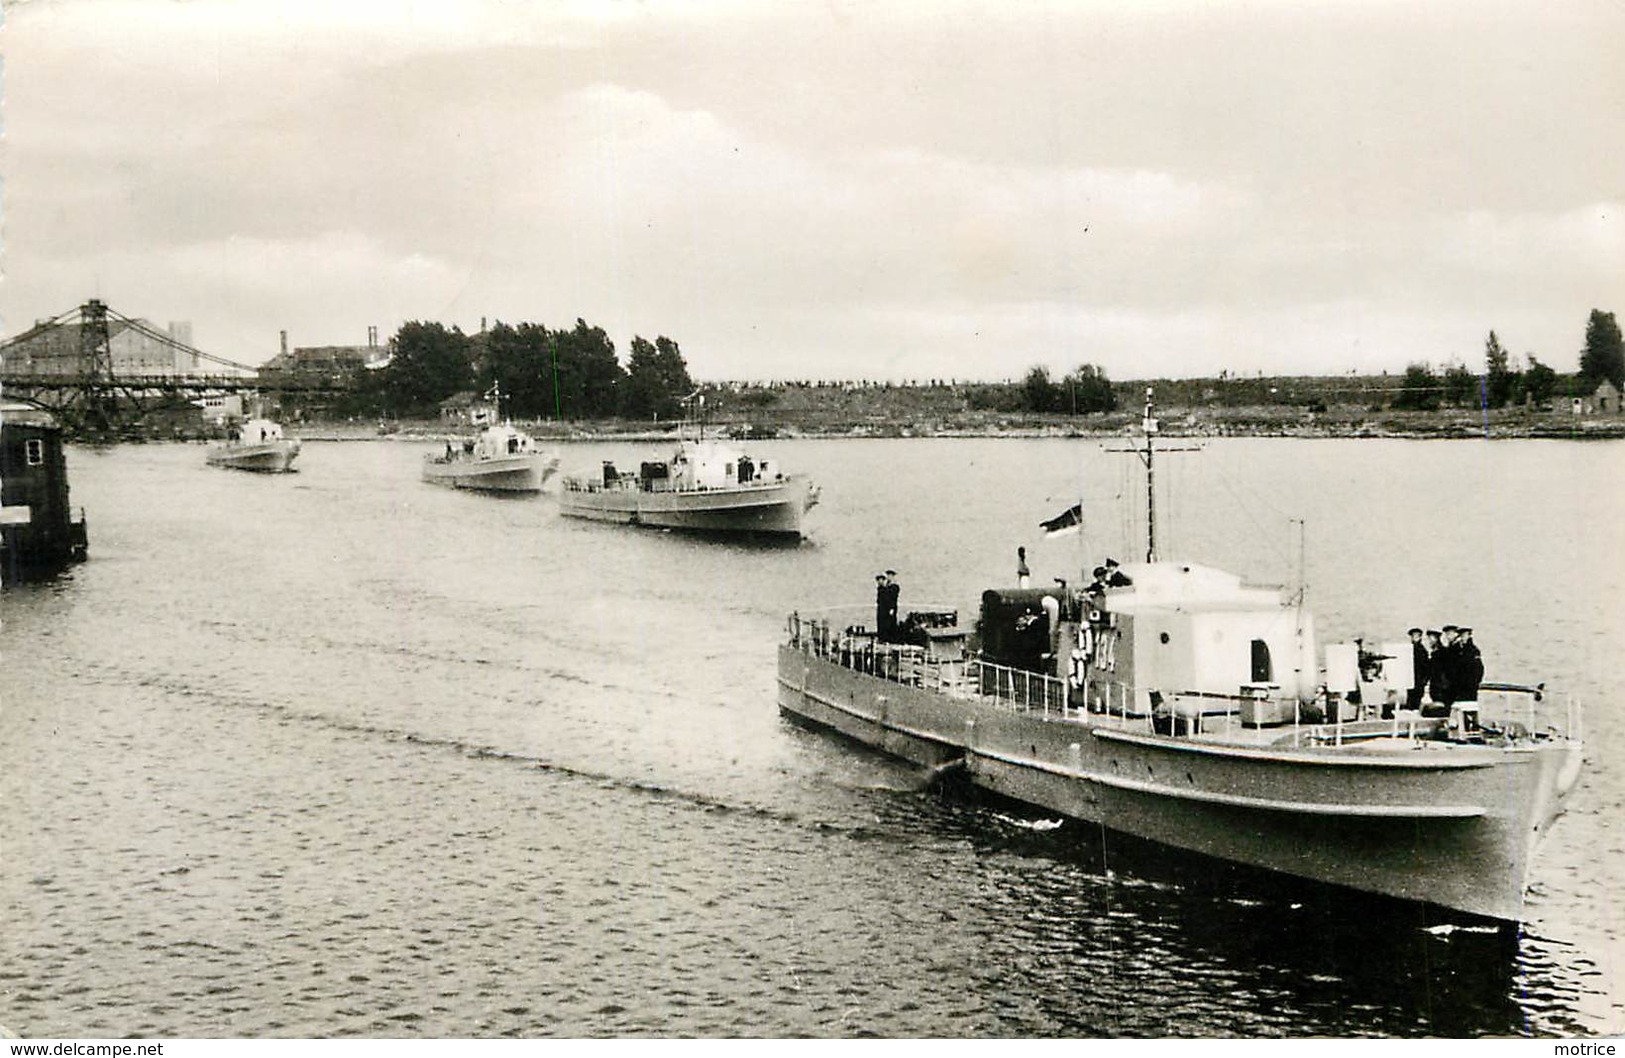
206, 417, 301, 473
423, 420, 559, 493
559, 414, 817, 537
776, 391, 1583, 922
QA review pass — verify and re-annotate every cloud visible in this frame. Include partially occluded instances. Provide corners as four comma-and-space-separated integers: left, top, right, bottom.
3, 0, 1620, 380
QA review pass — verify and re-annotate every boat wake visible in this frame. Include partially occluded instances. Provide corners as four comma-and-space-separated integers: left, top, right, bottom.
992, 813, 1065, 832
84, 658, 927, 848
1423, 923, 1506, 938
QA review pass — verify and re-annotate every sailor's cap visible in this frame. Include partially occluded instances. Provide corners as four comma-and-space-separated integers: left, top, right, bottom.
1407, 627, 1423, 635
1442, 624, 1459, 632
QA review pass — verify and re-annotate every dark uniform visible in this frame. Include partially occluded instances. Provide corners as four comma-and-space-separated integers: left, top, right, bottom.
1457, 628, 1483, 702
1085, 567, 1109, 614
877, 571, 900, 642
1406, 628, 1429, 713
1428, 627, 1458, 714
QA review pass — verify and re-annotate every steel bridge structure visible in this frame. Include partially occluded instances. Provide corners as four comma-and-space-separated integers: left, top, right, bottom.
0, 300, 349, 433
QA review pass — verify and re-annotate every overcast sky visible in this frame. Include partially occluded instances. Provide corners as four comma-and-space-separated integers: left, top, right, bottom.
2, 0, 1620, 381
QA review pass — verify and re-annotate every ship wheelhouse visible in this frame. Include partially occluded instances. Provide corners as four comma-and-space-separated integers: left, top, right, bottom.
975, 561, 1318, 729
1085, 562, 1318, 724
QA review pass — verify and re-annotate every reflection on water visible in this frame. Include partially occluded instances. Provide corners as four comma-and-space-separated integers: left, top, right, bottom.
915, 785, 1531, 1037
1, 436, 1619, 1037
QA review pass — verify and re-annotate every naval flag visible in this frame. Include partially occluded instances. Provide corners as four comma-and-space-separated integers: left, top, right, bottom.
1040, 503, 1084, 538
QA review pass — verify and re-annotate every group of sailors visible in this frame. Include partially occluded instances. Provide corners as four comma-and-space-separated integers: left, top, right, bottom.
1087, 559, 1133, 597
1014, 549, 1133, 601
1404, 624, 1484, 718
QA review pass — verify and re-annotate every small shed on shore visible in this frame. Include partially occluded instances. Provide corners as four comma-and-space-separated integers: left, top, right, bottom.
439, 391, 495, 427
1567, 379, 1622, 416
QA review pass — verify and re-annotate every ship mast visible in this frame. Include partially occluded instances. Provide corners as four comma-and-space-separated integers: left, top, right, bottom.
1110, 387, 1197, 565
679, 389, 706, 444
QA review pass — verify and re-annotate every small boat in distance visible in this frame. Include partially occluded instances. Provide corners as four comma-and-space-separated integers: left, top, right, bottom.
778, 390, 1583, 923
422, 418, 558, 494
206, 417, 301, 473
558, 401, 818, 537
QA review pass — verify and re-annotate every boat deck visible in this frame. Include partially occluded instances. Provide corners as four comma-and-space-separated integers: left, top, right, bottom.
561, 476, 798, 496
783, 617, 1569, 755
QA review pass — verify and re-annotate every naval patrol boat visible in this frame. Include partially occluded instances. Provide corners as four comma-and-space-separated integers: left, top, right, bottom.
777, 392, 1583, 923
206, 416, 301, 473
559, 402, 817, 538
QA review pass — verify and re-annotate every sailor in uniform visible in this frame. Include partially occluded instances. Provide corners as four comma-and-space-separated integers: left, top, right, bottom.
1457, 627, 1483, 702
1428, 626, 1459, 716
876, 570, 900, 642
1406, 627, 1429, 713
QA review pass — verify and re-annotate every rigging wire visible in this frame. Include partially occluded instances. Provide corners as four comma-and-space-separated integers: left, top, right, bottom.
105, 309, 255, 371
0, 306, 83, 348
1203, 449, 1298, 573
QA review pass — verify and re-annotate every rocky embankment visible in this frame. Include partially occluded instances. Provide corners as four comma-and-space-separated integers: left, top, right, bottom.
290, 408, 1625, 443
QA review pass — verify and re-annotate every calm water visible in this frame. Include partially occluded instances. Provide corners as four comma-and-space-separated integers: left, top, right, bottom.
2, 435, 1620, 1038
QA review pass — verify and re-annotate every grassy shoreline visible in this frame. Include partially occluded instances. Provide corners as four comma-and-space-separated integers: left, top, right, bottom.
288, 406, 1625, 443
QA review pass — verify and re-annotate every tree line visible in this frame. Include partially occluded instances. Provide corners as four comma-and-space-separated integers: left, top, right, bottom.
343, 319, 696, 421
322, 307, 1619, 421
1394, 308, 1622, 411
957, 364, 1118, 414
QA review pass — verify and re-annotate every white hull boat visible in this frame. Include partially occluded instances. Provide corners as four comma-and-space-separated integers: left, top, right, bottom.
207, 419, 300, 473
777, 392, 1582, 923
560, 437, 817, 537
423, 422, 558, 493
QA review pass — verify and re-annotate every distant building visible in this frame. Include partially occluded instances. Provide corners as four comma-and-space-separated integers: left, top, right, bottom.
3, 318, 199, 376
439, 391, 495, 427
197, 394, 245, 422
1567, 379, 1622, 416
257, 343, 389, 384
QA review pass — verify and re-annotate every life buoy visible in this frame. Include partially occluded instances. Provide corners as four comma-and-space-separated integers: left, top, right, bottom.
1069, 625, 1093, 689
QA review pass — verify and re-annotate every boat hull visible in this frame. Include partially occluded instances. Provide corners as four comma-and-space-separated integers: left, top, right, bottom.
421, 455, 551, 492
559, 476, 814, 536
777, 645, 1577, 922
206, 440, 300, 473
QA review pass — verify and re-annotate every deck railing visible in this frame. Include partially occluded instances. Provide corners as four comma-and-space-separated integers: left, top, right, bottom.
1472, 682, 1580, 742
784, 612, 1581, 746
785, 610, 1072, 717
969, 658, 1070, 716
